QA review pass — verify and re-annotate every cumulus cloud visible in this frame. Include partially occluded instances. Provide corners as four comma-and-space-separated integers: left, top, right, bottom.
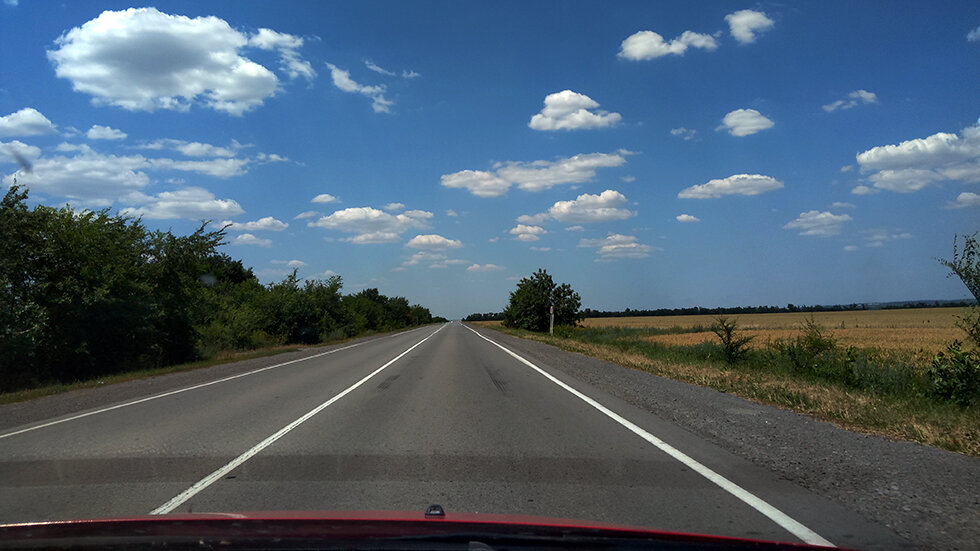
467, 263, 504, 272
309, 206, 432, 244
718, 109, 774, 136
383, 202, 405, 212
86, 125, 127, 140
678, 174, 783, 199
676, 214, 700, 223
855, 125, 980, 192
946, 191, 980, 209
405, 234, 463, 250
783, 210, 852, 237
725, 9, 774, 44
4, 148, 150, 206
528, 90, 621, 131
850, 185, 879, 195
535, 189, 635, 224
312, 193, 339, 203
509, 224, 546, 242
0, 140, 42, 166
578, 233, 653, 260
442, 151, 627, 197
249, 28, 315, 80
670, 127, 697, 140
0, 108, 57, 137
219, 216, 288, 231
136, 138, 242, 157
122, 187, 244, 220
618, 29, 718, 60
294, 210, 319, 219
272, 259, 307, 268
326, 63, 392, 113
967, 25, 980, 42
831, 202, 856, 209
822, 90, 878, 112
46, 8, 312, 115
232, 233, 272, 247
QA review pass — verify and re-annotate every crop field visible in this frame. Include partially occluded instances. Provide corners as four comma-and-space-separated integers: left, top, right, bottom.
581, 308, 968, 356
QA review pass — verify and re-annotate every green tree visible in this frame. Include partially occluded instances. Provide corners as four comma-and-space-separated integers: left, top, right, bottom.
502, 269, 581, 332
938, 232, 980, 351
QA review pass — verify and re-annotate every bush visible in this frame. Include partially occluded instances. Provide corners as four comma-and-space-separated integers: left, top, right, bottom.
710, 316, 754, 365
928, 341, 980, 406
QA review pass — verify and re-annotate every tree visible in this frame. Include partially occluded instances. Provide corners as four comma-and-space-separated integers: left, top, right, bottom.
938, 233, 980, 351
502, 269, 581, 332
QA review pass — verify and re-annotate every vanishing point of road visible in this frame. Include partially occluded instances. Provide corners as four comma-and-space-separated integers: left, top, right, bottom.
0, 322, 915, 548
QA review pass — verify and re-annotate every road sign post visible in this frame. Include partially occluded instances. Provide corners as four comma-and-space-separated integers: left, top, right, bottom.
549, 305, 554, 335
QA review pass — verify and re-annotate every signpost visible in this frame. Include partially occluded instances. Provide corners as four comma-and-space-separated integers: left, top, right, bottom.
549, 305, 554, 336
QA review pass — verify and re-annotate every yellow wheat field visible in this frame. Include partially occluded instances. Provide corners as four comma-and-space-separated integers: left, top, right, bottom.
581, 308, 970, 355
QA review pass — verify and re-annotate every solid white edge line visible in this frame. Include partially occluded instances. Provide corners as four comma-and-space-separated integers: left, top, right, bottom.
0, 326, 429, 440
463, 324, 835, 548
149, 323, 447, 515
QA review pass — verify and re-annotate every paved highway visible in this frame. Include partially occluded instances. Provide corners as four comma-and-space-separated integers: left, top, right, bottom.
0, 322, 909, 548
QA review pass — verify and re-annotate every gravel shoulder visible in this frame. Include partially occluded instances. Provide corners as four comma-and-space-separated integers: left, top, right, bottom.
473, 325, 980, 551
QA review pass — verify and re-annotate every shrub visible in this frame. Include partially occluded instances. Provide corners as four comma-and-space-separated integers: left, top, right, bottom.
710, 316, 754, 365
927, 341, 980, 406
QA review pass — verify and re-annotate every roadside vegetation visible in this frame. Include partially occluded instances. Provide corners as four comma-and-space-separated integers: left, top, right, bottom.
0, 186, 444, 395
481, 239, 980, 456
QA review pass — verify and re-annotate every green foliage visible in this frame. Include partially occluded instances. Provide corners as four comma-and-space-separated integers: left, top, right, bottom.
937, 232, 980, 302
0, 186, 439, 393
710, 316, 754, 365
927, 341, 980, 406
502, 268, 581, 332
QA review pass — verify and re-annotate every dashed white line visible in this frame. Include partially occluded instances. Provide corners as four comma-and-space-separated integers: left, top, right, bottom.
150, 324, 446, 515
464, 324, 834, 548
0, 327, 428, 440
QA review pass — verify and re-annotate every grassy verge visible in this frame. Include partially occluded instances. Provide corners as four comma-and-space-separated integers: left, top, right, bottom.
478, 323, 980, 457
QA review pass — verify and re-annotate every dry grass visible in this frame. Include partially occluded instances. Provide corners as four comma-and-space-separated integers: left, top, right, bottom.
476, 320, 980, 457
583, 308, 968, 356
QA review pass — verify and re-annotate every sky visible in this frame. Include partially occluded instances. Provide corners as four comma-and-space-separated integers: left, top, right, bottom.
1, 1, 978, 319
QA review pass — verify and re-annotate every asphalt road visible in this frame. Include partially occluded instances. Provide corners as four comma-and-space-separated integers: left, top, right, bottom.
0, 322, 912, 548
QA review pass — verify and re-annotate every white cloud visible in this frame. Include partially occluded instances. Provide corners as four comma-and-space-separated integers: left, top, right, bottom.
249, 28, 315, 80
406, 234, 463, 250
294, 210, 320, 219
831, 202, 856, 209
861, 229, 912, 248
530, 246, 551, 252
401, 251, 445, 267
445, 209, 458, 217
843, 245, 859, 252
676, 214, 700, 223
220, 216, 288, 231
823, 90, 878, 113
618, 29, 718, 60
429, 259, 469, 269
148, 157, 250, 178
516, 212, 551, 225
312, 193, 339, 203
718, 109, 774, 136
841, 165, 854, 172
46, 8, 298, 115
565, 225, 585, 232
678, 174, 783, 199
850, 185, 879, 195
783, 210, 852, 237
670, 127, 697, 140
326, 63, 392, 113
509, 224, 547, 242
967, 25, 980, 42
546, 189, 635, 224
4, 148, 150, 206
0, 140, 42, 166
578, 233, 653, 260
122, 187, 244, 220
232, 233, 272, 247
364, 60, 420, 79
440, 170, 511, 197
855, 125, 980, 192
272, 259, 307, 268
0, 108, 57, 137
725, 9, 774, 44
309, 206, 432, 244
528, 90, 621, 131
467, 263, 504, 272
621, 175, 636, 182
322, 269, 338, 277
946, 192, 980, 209
383, 202, 405, 211
137, 138, 242, 157
86, 125, 127, 140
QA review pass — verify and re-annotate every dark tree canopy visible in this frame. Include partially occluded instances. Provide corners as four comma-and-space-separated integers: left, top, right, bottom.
502, 269, 581, 332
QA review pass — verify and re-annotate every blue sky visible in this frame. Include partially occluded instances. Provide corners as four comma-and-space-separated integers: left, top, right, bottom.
1, 1, 978, 319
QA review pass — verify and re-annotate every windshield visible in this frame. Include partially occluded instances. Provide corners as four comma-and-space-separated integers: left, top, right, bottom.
1, 2, 978, 550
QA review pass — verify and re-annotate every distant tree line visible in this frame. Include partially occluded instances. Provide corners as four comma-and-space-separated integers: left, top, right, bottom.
466, 300, 975, 322
0, 186, 444, 393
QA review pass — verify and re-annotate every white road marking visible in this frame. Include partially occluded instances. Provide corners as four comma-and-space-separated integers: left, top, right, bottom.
464, 325, 835, 548
0, 327, 429, 440
150, 324, 447, 515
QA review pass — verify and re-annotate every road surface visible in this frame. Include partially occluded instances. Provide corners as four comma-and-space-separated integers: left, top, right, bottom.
0, 322, 910, 548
